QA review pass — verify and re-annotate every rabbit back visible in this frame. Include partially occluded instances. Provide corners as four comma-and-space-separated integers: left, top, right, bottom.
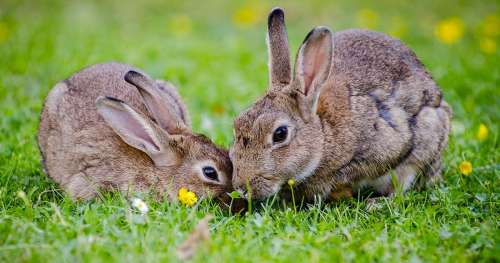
317, 29, 451, 194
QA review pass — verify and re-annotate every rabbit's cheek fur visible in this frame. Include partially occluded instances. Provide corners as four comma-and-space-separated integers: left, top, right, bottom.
271, 121, 324, 181
164, 161, 229, 202
174, 140, 234, 199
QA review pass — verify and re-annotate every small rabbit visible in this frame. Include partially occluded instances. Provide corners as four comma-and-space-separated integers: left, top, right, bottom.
230, 8, 451, 201
38, 62, 235, 204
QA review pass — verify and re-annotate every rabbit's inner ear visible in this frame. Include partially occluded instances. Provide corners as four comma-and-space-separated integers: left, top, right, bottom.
294, 27, 333, 98
96, 96, 177, 167
267, 7, 291, 88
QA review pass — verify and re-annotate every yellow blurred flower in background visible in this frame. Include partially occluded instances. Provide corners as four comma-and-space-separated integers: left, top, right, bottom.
356, 9, 379, 29
459, 161, 472, 176
233, 4, 262, 28
178, 187, 198, 207
169, 14, 192, 37
435, 17, 464, 44
479, 38, 497, 54
0, 22, 9, 43
476, 123, 489, 141
481, 15, 499, 37
477, 15, 498, 54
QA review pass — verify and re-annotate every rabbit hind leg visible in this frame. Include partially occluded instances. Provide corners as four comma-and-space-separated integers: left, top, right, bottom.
383, 104, 449, 194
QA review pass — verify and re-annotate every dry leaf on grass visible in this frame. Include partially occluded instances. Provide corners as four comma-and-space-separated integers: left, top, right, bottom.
176, 214, 213, 261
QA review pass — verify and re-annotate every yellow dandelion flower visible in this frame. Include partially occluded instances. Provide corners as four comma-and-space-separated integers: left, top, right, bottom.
169, 14, 192, 37
479, 38, 496, 54
287, 179, 295, 187
233, 5, 261, 28
476, 123, 489, 141
435, 17, 464, 44
481, 15, 499, 37
0, 22, 9, 43
356, 9, 379, 29
178, 187, 198, 207
459, 161, 472, 176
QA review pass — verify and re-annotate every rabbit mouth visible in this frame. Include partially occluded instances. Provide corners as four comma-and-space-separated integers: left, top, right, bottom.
236, 181, 282, 201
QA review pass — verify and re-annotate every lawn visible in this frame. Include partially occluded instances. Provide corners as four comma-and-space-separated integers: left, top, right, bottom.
0, 0, 498, 262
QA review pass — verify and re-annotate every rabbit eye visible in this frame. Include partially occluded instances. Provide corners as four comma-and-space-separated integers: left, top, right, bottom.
272, 125, 288, 144
202, 166, 219, 181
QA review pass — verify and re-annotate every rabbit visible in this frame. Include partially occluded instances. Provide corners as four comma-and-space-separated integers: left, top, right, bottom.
38, 62, 236, 205
230, 8, 452, 202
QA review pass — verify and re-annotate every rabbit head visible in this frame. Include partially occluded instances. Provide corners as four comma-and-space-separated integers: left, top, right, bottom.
96, 70, 235, 204
230, 8, 334, 200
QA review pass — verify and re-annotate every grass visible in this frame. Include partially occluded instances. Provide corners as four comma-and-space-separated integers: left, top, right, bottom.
0, 0, 498, 262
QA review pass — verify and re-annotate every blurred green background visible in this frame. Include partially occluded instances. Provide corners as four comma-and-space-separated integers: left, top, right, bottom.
0, 0, 498, 262
1, 0, 498, 145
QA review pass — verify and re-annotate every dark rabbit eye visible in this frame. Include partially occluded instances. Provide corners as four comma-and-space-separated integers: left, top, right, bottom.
272, 125, 288, 144
202, 166, 219, 181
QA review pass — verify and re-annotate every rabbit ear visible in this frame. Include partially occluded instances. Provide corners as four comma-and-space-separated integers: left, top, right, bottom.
267, 7, 292, 88
96, 96, 178, 167
294, 26, 333, 111
124, 70, 188, 133
155, 80, 192, 128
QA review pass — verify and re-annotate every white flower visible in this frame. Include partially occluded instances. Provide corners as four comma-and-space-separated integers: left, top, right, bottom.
131, 198, 149, 214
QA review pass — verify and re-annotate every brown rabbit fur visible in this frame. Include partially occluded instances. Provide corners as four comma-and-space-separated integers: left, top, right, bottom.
230, 8, 451, 201
38, 62, 234, 202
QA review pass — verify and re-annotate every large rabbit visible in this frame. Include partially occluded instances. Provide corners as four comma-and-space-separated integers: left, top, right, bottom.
230, 8, 451, 201
38, 62, 235, 204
